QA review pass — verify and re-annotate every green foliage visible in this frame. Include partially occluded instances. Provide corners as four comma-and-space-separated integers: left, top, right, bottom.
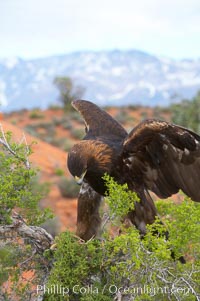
0, 131, 53, 300
156, 197, 200, 260
71, 128, 85, 140
103, 174, 139, 221
57, 177, 80, 198
49, 104, 61, 110
69, 111, 85, 123
24, 115, 77, 151
25, 122, 56, 140
54, 168, 65, 176
29, 109, 44, 119
62, 140, 74, 152
47, 176, 200, 301
170, 90, 200, 133
41, 217, 60, 237
114, 109, 130, 124
153, 106, 169, 120
140, 111, 148, 120
0, 133, 51, 225
53, 76, 85, 112
0, 245, 20, 285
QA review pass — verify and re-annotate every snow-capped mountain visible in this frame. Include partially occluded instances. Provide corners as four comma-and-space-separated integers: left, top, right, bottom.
0, 50, 200, 112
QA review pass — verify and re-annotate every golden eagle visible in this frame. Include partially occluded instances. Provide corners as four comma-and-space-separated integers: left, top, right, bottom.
67, 100, 200, 240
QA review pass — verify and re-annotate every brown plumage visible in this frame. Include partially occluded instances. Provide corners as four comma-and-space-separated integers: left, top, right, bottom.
76, 182, 102, 240
67, 99, 200, 240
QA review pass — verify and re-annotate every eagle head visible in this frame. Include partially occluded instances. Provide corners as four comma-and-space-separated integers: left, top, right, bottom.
67, 143, 88, 185
67, 140, 114, 189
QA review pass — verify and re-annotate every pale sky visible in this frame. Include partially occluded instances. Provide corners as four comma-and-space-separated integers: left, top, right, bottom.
0, 0, 200, 60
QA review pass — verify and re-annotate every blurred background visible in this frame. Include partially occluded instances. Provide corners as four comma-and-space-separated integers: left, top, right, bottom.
1, 0, 200, 111
0, 0, 200, 234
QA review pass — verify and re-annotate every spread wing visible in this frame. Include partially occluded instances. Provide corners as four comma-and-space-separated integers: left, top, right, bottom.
72, 100, 127, 139
123, 119, 200, 202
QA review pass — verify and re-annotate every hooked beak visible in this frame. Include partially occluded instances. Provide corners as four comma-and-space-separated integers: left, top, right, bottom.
74, 170, 87, 185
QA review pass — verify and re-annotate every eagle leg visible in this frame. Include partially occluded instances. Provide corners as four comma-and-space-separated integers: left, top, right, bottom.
76, 182, 103, 241
127, 189, 157, 236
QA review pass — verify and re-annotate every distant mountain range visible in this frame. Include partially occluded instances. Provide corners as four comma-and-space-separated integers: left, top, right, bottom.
0, 50, 200, 112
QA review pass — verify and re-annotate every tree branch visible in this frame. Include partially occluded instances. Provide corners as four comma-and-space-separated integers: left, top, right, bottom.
0, 123, 31, 169
180, 277, 200, 301
0, 213, 54, 253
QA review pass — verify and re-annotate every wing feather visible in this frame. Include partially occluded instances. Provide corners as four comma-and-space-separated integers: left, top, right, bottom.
123, 119, 200, 202
72, 100, 127, 139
